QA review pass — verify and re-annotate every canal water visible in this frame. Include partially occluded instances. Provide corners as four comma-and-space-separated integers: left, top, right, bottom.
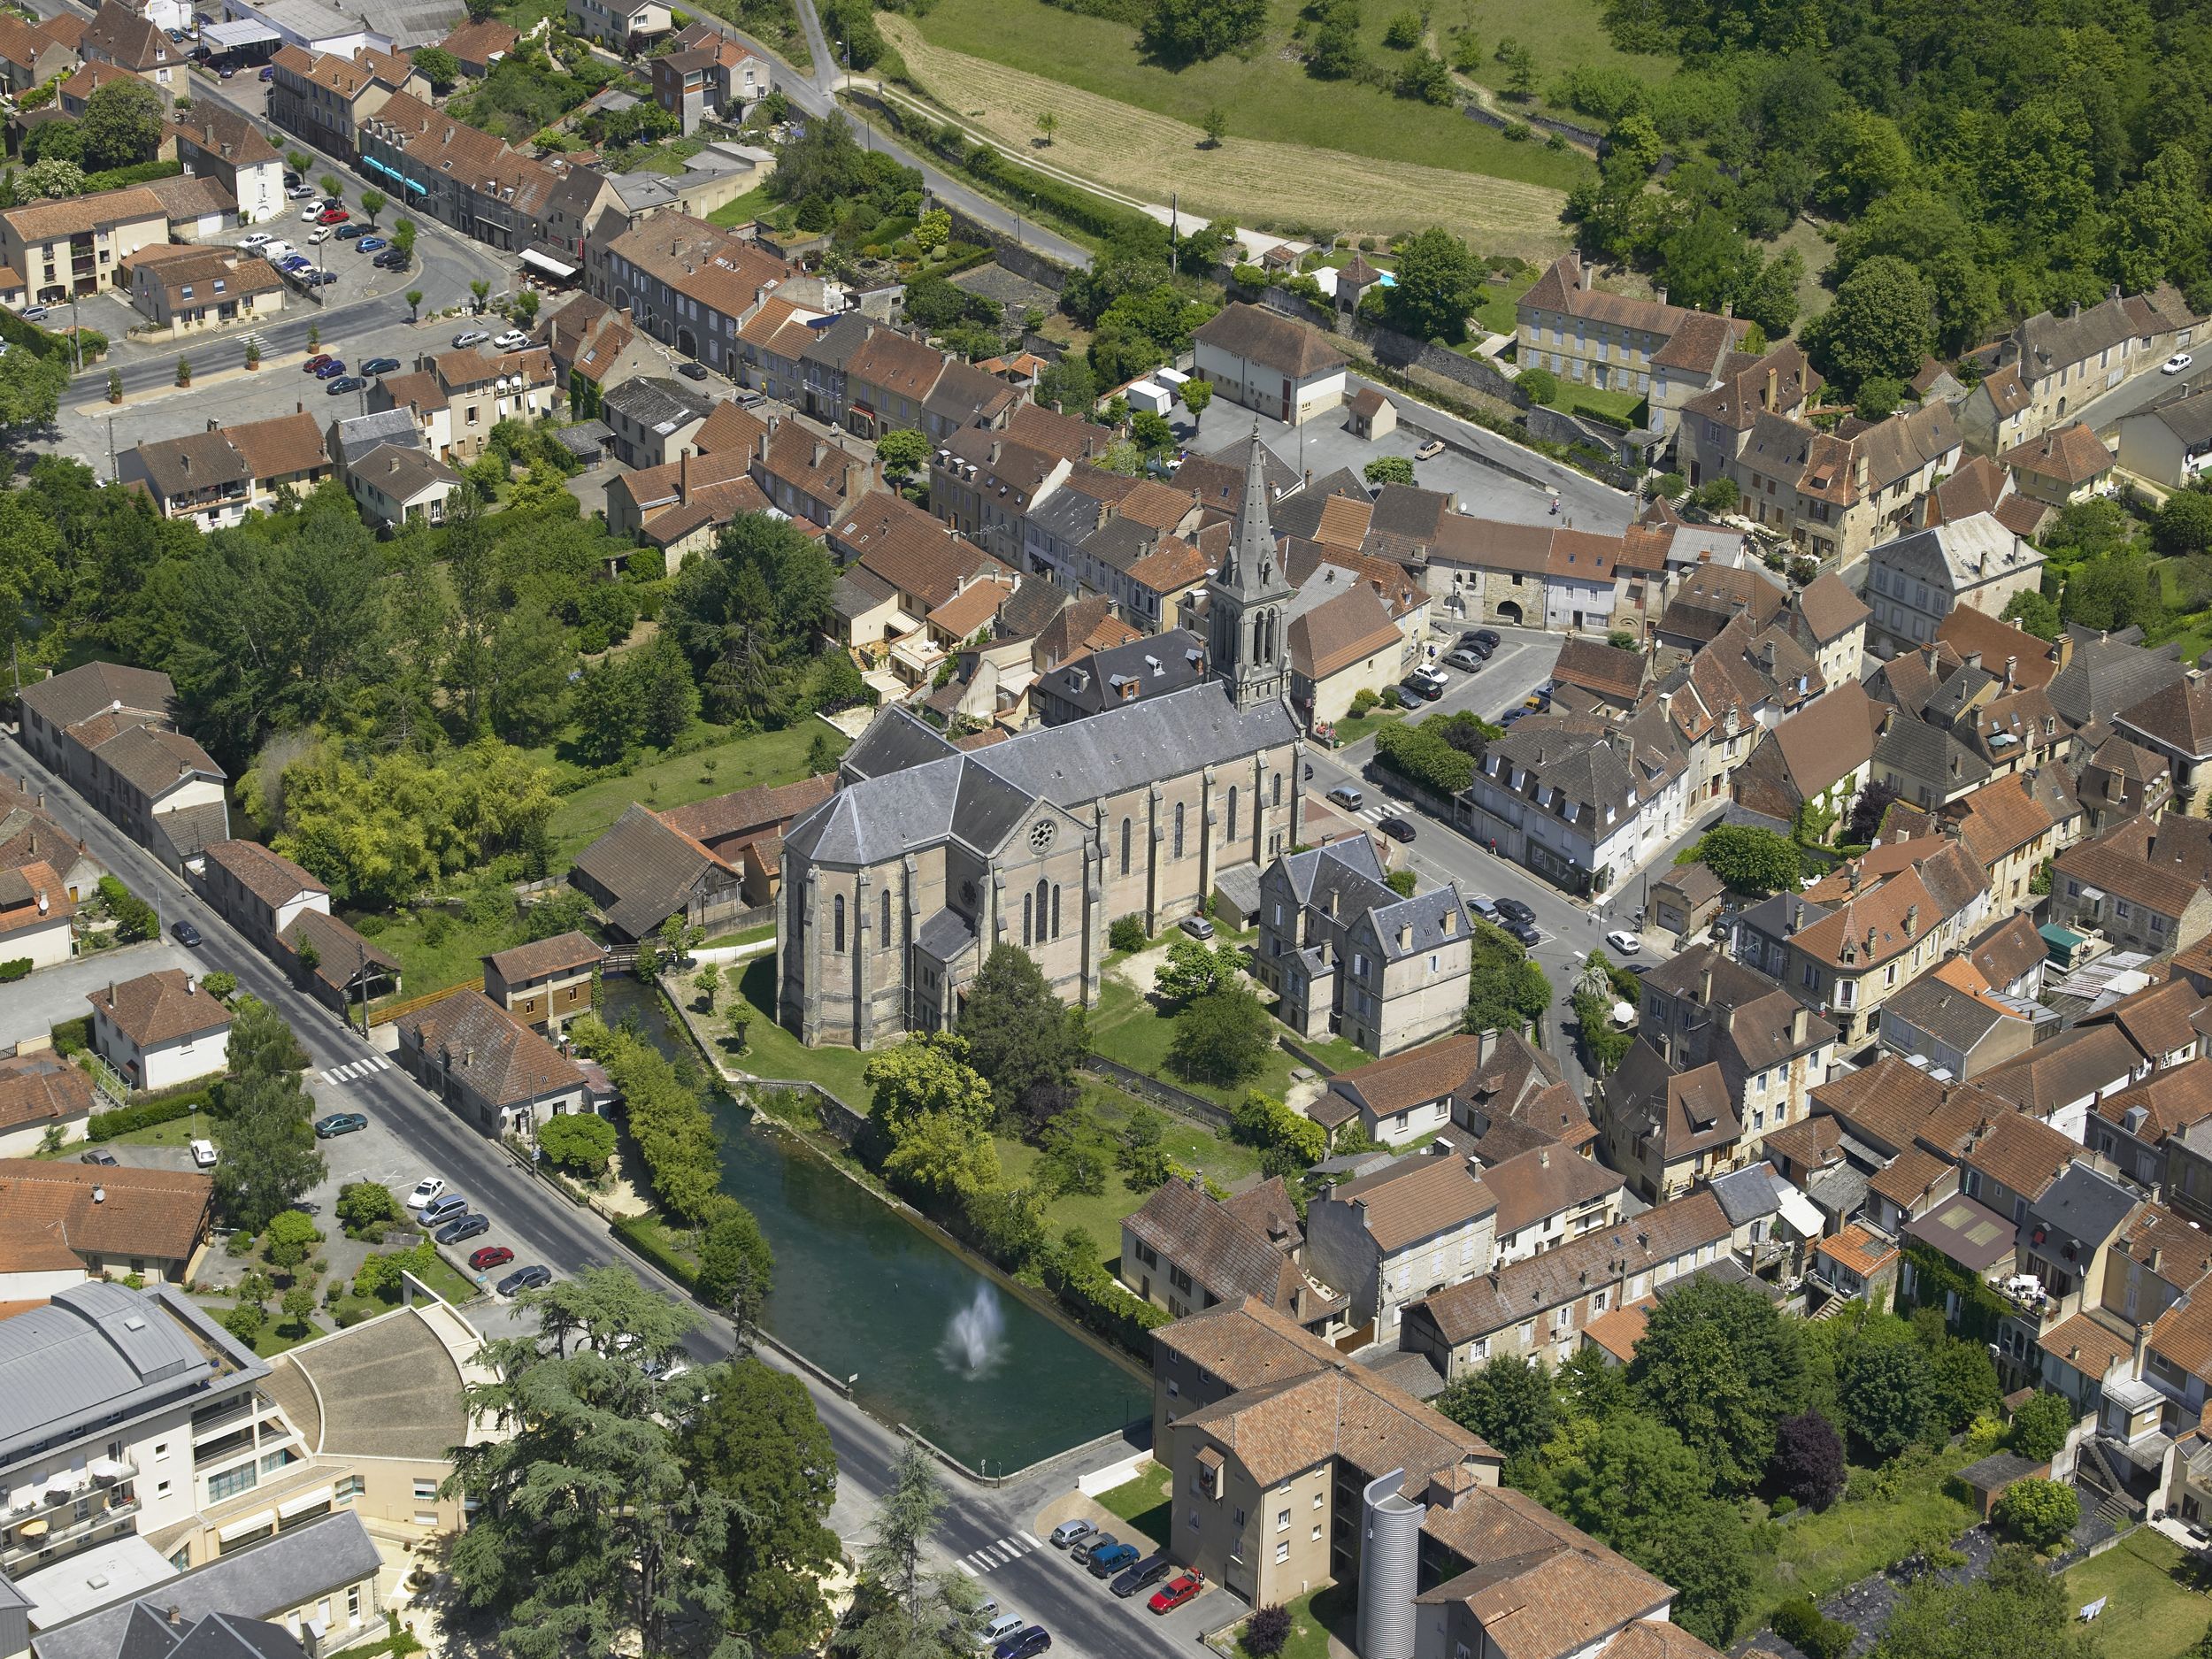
599, 976, 1151, 1473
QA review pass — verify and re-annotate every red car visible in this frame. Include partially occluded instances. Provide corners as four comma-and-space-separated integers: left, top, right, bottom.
303, 352, 332, 372
1148, 1573, 1203, 1614
317, 207, 349, 225
469, 1245, 515, 1271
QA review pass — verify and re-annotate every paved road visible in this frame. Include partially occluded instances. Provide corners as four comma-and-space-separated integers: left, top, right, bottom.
0, 726, 1197, 1659
2069, 355, 2212, 436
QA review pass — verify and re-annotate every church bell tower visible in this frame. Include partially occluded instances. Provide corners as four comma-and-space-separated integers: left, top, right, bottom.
1208, 426, 1294, 712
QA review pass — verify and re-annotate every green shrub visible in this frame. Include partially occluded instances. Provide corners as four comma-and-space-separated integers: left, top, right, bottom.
1108, 915, 1148, 953
611, 1213, 700, 1289
1770, 1597, 1850, 1659
88, 1094, 205, 1141
1770, 1494, 1797, 1517
50, 1016, 91, 1056
0, 958, 30, 982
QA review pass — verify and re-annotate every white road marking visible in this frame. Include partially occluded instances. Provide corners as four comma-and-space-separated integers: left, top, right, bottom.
956, 1562, 979, 1578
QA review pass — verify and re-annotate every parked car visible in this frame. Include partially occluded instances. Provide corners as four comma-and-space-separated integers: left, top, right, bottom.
357, 237, 386, 253
497, 1264, 554, 1294
1048, 1521, 1094, 1550
467, 1247, 514, 1273
2167, 352, 2195, 375
1087, 1543, 1140, 1579
374, 250, 411, 270
312, 1112, 368, 1139
1495, 897, 1536, 926
991, 1628, 1049, 1659
1070, 1531, 1117, 1564
1604, 929, 1642, 955
308, 271, 338, 286
1499, 708, 1528, 726
218, 65, 234, 78
980, 1616, 1026, 1648
1502, 917, 1540, 947
288, 184, 316, 199
314, 358, 347, 378
1325, 785, 1364, 810
190, 1140, 218, 1169
1400, 673, 1445, 703
307, 227, 331, 244
1376, 815, 1416, 843
18, 303, 48, 323
435, 1213, 491, 1245
299, 204, 323, 221
326, 375, 365, 395
259, 64, 273, 80
1178, 914, 1215, 941
1471, 628, 1501, 648
1468, 895, 1502, 923
239, 232, 273, 250
334, 224, 366, 240
80, 1148, 119, 1166
421, 1193, 468, 1225
492, 328, 530, 350
170, 918, 202, 948
1443, 649, 1484, 671
452, 328, 489, 348
677, 360, 709, 380
303, 352, 332, 372
282, 257, 313, 272
1415, 437, 1445, 458
1148, 1573, 1204, 1614
1110, 1556, 1173, 1599
317, 206, 349, 225
360, 357, 400, 375
406, 1177, 446, 1210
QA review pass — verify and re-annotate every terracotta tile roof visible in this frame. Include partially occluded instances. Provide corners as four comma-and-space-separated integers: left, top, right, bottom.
0, 860, 71, 938
2093, 1057, 2212, 1144
278, 908, 399, 994
375, 370, 442, 417
1810, 1056, 1954, 1155
2001, 422, 2114, 485
1598, 1621, 1728, 1659
169, 103, 280, 168
1410, 1190, 1731, 1345
839, 492, 999, 608
1, 184, 165, 245
1288, 584, 1400, 682
1550, 639, 1643, 702
1125, 534, 1211, 598
1867, 1146, 1954, 1214
1524, 255, 1692, 339
1763, 1113, 1842, 1174
2087, 977, 2205, 1064
1816, 1221, 1898, 1279
2041, 1309, 2133, 1379
201, 839, 326, 911
1123, 1178, 1320, 1315
0, 1159, 211, 1266
438, 15, 518, 65
2149, 1289, 2212, 1383
2114, 1200, 2212, 1288
1960, 1111, 2078, 1202
88, 969, 232, 1048
225, 411, 332, 481
1313, 493, 1373, 551
0, 1050, 95, 1137
1978, 1023, 2142, 1118
1482, 1144, 1623, 1238
758, 418, 875, 508
1324, 1154, 1495, 1252
1579, 1300, 1649, 1363
1325, 1033, 1484, 1119
397, 987, 586, 1107
35, 13, 82, 51
692, 398, 768, 457
1003, 402, 1112, 463
599, 211, 795, 322
2056, 812, 2212, 918
847, 326, 946, 407
1156, 1291, 1375, 1390
1421, 1542, 1672, 1659
1194, 303, 1348, 379
482, 931, 602, 986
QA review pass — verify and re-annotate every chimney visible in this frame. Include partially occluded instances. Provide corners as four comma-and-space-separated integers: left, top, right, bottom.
166, 1608, 183, 1630
36, 889, 47, 914
1865, 924, 1878, 955
107, 981, 116, 1008
1854, 453, 1869, 491
1791, 1004, 1807, 1043
1539, 1148, 1550, 1168
810, 440, 826, 468
680, 447, 689, 501
1398, 923, 1412, 950
1765, 365, 1777, 409
1578, 259, 1593, 292
2056, 633, 2075, 673
1699, 965, 1713, 1004
1655, 286, 1667, 306
1903, 904, 1918, 937
2136, 1321, 2153, 1367
1327, 888, 1340, 918
2003, 654, 2016, 689
1479, 1026, 1500, 1065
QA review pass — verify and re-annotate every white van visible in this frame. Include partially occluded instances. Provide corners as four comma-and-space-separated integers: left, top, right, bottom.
190, 1139, 218, 1168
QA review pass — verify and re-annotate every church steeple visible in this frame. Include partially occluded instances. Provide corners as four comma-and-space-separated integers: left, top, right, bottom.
1209, 425, 1294, 713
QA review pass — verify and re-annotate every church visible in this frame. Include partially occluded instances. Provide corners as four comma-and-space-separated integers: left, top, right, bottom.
776, 434, 1307, 1049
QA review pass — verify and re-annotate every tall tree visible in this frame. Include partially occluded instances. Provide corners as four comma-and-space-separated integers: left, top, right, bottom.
1387, 227, 1485, 343
1801, 254, 1935, 396
682, 1358, 841, 1653
448, 1269, 746, 1659
79, 78, 165, 171
836, 1440, 983, 1658
213, 1070, 326, 1234
1630, 1276, 1807, 1494
956, 945, 1087, 1123
444, 493, 496, 734
1437, 1356, 1557, 1463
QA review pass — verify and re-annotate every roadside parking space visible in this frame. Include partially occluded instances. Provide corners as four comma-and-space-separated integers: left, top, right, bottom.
1026, 1538, 1225, 1647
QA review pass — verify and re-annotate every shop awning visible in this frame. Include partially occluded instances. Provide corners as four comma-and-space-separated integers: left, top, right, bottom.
520, 248, 578, 279
216, 1509, 277, 1542
277, 1486, 334, 1518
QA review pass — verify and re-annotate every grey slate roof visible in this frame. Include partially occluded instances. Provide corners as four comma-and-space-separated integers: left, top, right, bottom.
2028, 1162, 2138, 1262
1037, 630, 1208, 718
1707, 1163, 1784, 1227
2047, 633, 2189, 727
601, 375, 714, 434
915, 908, 974, 962
0, 1282, 257, 1463
31, 1515, 381, 1659
797, 311, 874, 373
792, 685, 1298, 868
327, 407, 421, 467
1879, 974, 2015, 1056
1872, 712, 1990, 793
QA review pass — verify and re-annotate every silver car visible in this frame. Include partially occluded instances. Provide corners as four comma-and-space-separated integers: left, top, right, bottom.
1048, 1519, 1094, 1549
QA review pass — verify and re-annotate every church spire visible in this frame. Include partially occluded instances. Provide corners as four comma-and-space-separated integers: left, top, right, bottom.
1208, 423, 1294, 713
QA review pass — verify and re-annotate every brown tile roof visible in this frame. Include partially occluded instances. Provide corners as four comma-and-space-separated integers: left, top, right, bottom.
35, 13, 82, 51
203, 839, 327, 910
374, 370, 442, 418
1967, 911, 2047, 991
1325, 1154, 1495, 1252
2001, 422, 2114, 485
1680, 340, 1818, 431
438, 15, 518, 65
1650, 308, 1742, 373
1313, 492, 1373, 551
2149, 1289, 2212, 1383
225, 411, 332, 481
837, 491, 995, 607
0, 860, 72, 938
1421, 1541, 1671, 1659
1123, 1178, 1319, 1315
1125, 534, 1212, 598
88, 969, 233, 1048
1579, 1300, 1650, 1364
1788, 848, 1985, 972
1411, 1190, 1731, 1345
1155, 1291, 1373, 1391
2086, 977, 2205, 1065
82, 2, 170, 71
0, 1159, 211, 1266
397, 988, 586, 1107
655, 775, 833, 850
1524, 255, 1693, 340
599, 212, 795, 322
1960, 1111, 2078, 1202
1549, 638, 1643, 702
692, 398, 769, 457
0, 184, 165, 245
847, 326, 947, 407
1482, 1145, 1623, 1238
1194, 303, 1348, 379
1004, 402, 1112, 463
88, 725, 224, 798
758, 418, 876, 508
1325, 1033, 1484, 1119
169, 103, 280, 168
1765, 680, 1882, 798
2041, 1309, 2134, 1379
572, 802, 733, 939
484, 931, 603, 984
1288, 584, 1400, 682
0, 1051, 95, 1137
278, 909, 399, 994
19, 662, 174, 730
1867, 1146, 1954, 1214
1978, 1023, 2142, 1118
1763, 1113, 1842, 1174
2115, 1201, 2212, 1288
2056, 813, 2212, 918
1791, 570, 1870, 644
1934, 609, 2056, 695
1816, 1221, 1898, 1279
1810, 1055, 1955, 1156
2118, 675, 2212, 760
2093, 1058, 2212, 1143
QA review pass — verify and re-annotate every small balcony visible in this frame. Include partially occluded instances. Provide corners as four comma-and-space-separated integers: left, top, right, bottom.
0, 1491, 140, 1570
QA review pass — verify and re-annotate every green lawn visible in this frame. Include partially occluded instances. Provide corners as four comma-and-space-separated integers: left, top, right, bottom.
1473, 271, 1537, 335
726, 956, 875, 1105
910, 0, 1589, 195
1088, 976, 1303, 1110
703, 921, 778, 950
1232, 1583, 1356, 1659
1327, 707, 1404, 748
188, 1298, 323, 1359
708, 180, 781, 228
1548, 381, 1647, 424
415, 1251, 483, 1305
1747, 1446, 1978, 1619
361, 906, 527, 1002
2062, 1528, 2212, 1659
1096, 1464, 1171, 1548
543, 721, 826, 861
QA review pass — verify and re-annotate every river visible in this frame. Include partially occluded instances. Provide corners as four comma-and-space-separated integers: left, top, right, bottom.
599, 976, 1151, 1474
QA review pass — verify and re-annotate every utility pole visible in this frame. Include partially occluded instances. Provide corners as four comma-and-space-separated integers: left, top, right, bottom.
106, 417, 117, 484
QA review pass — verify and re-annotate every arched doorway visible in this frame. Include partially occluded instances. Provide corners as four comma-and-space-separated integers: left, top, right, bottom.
677, 327, 698, 358
1496, 600, 1525, 626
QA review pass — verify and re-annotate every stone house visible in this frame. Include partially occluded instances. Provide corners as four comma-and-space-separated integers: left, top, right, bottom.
1594, 1041, 1742, 1204
481, 932, 602, 1035
1118, 1176, 1339, 1328
1514, 253, 1747, 435
2001, 422, 2116, 507
88, 970, 230, 1092
120, 246, 283, 341
570, 803, 748, 942
266, 42, 426, 161
2052, 814, 2212, 954
395, 988, 591, 1141
1304, 1149, 1498, 1342
1961, 284, 2204, 453
1864, 514, 2047, 657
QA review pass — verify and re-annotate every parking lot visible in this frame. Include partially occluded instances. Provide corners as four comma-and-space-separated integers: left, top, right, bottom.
0, 939, 204, 1052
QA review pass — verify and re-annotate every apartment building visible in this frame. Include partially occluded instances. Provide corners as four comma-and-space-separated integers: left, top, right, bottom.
356, 92, 615, 259
2052, 813, 2212, 955
168, 106, 284, 227
79, 2, 180, 96
120, 246, 283, 340
123, 412, 332, 531
266, 42, 424, 159
1304, 1151, 1498, 1344
0, 187, 166, 303
1118, 1176, 1339, 1327
1863, 513, 2047, 656
588, 212, 798, 375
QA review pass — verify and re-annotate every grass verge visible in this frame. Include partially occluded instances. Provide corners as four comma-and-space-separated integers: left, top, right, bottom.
1096, 1464, 1171, 1548
2061, 1528, 2212, 1659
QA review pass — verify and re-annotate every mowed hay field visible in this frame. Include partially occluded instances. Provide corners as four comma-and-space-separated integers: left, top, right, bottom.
885, 1, 1580, 257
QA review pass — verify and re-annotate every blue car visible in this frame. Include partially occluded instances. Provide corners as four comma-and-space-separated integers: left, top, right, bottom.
1086, 1542, 1140, 1579
280, 254, 311, 269
357, 236, 386, 253
314, 358, 347, 378
992, 1629, 1049, 1659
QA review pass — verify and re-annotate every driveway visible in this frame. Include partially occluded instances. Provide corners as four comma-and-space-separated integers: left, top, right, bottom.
2, 940, 204, 1050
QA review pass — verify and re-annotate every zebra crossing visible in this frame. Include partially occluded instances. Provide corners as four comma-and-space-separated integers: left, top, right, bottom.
318, 1056, 393, 1087
954, 1532, 1042, 1578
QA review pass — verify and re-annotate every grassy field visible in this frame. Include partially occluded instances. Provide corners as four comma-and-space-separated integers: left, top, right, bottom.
708, 181, 781, 228
1454, 0, 1674, 108
1548, 381, 1647, 423
1473, 270, 1538, 335
726, 956, 876, 1104
360, 907, 525, 1002
1328, 706, 1405, 747
1746, 1446, 1978, 1617
2062, 1529, 2212, 1659
1096, 1465, 1172, 1548
543, 721, 826, 861
888, 3, 1579, 257
1087, 975, 1310, 1109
